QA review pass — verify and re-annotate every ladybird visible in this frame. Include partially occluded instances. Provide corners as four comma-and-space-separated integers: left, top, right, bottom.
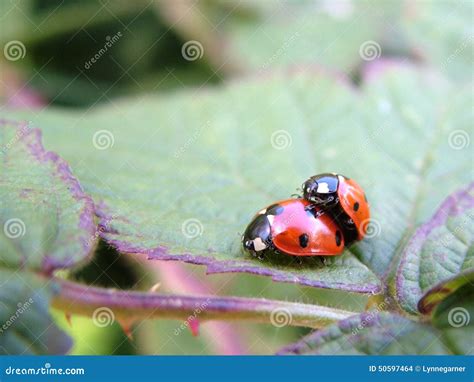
302, 173, 370, 245
242, 198, 344, 257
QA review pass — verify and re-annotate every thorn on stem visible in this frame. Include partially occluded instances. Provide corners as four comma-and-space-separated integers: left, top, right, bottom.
65, 313, 72, 327
189, 319, 200, 337
117, 319, 135, 341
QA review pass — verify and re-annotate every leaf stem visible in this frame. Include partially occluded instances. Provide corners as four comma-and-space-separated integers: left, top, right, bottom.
52, 279, 356, 329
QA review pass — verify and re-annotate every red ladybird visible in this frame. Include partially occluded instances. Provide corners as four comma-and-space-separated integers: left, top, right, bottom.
302, 173, 370, 245
242, 198, 344, 257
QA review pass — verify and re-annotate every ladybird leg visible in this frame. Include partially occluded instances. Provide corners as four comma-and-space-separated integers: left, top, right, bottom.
293, 256, 303, 265
325, 195, 335, 206
264, 237, 275, 252
304, 204, 321, 216
312, 256, 325, 266
292, 185, 303, 198
255, 247, 271, 261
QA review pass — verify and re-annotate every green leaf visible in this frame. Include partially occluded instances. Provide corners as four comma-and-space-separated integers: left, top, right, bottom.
281, 283, 474, 355
0, 270, 72, 355
225, 1, 473, 83
4, 66, 471, 293
395, 183, 474, 314
431, 283, 473, 355
278, 311, 451, 355
225, 1, 385, 73
356, 65, 472, 276
0, 120, 97, 354
419, 270, 474, 314
0, 121, 96, 272
400, 0, 473, 83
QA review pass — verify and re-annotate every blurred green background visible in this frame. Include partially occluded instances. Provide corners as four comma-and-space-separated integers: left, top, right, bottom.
1, 0, 471, 354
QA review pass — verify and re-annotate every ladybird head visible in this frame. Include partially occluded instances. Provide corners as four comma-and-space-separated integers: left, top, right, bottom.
242, 214, 271, 253
302, 173, 339, 206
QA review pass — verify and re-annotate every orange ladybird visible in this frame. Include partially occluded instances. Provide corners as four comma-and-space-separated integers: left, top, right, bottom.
302, 173, 370, 245
242, 198, 344, 257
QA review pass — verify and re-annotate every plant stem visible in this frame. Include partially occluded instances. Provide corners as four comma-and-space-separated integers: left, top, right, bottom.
52, 279, 356, 329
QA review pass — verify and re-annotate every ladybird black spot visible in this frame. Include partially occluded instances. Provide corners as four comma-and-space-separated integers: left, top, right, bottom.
266, 204, 284, 215
353, 202, 360, 212
335, 231, 342, 246
299, 233, 309, 248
